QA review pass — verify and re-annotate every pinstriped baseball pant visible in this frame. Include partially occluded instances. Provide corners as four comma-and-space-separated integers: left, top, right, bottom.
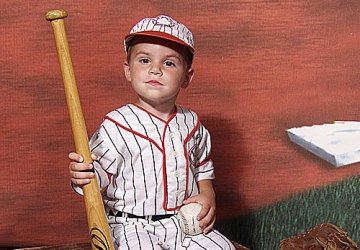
109, 215, 235, 250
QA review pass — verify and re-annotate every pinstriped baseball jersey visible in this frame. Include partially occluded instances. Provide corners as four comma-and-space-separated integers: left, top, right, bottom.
87, 103, 214, 216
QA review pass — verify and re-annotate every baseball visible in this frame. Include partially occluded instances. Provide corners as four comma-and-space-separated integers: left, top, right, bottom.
176, 203, 203, 235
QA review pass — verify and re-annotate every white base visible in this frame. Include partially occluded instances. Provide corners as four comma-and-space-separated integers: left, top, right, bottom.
287, 121, 360, 167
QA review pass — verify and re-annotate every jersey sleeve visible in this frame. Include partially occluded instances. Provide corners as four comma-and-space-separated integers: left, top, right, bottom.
72, 123, 119, 195
89, 125, 119, 190
193, 123, 215, 182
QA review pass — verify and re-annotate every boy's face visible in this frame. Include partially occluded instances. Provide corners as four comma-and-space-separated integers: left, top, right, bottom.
123, 36, 194, 108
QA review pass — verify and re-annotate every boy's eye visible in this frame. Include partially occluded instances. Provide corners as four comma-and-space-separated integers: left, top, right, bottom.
164, 60, 176, 67
139, 58, 150, 64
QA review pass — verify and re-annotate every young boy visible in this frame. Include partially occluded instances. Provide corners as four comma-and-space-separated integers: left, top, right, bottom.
69, 15, 235, 250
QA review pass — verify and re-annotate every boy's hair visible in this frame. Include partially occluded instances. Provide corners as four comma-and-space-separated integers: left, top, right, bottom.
124, 15, 195, 67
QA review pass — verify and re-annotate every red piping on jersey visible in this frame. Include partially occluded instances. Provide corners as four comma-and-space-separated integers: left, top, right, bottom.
132, 103, 177, 124
195, 157, 211, 168
104, 116, 164, 153
105, 106, 200, 211
182, 118, 200, 201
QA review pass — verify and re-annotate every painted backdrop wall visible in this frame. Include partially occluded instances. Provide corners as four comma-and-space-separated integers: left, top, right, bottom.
1, 0, 359, 248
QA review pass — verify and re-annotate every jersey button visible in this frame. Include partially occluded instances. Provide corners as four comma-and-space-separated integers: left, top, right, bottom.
175, 191, 180, 197
174, 170, 180, 177
172, 151, 178, 157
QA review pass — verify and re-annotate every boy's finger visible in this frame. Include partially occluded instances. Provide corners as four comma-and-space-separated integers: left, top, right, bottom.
199, 208, 215, 228
91, 153, 98, 161
199, 210, 216, 231
69, 162, 93, 172
71, 177, 91, 186
196, 203, 210, 220
68, 152, 83, 162
70, 169, 94, 179
182, 196, 197, 204
203, 216, 216, 234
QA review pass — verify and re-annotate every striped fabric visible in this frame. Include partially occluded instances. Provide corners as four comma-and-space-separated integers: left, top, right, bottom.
109, 215, 235, 250
87, 104, 214, 216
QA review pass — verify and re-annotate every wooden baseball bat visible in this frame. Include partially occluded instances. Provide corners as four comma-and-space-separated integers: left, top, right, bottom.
45, 10, 114, 250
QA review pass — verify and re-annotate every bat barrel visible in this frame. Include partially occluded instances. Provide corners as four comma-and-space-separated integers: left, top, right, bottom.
46, 10, 114, 250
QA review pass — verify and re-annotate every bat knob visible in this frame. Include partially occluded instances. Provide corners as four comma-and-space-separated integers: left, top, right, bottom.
45, 10, 68, 21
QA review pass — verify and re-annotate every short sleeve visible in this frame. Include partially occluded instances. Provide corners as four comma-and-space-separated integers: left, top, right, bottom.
193, 123, 215, 182
89, 126, 118, 190
71, 125, 118, 195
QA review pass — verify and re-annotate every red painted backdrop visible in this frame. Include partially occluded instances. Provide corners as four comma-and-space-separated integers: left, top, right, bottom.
1, 0, 359, 247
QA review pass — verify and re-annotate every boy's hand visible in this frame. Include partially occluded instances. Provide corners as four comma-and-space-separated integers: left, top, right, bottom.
182, 180, 216, 234
68, 152, 97, 187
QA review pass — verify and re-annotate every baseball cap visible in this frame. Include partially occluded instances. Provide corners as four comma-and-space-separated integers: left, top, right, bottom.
124, 15, 195, 54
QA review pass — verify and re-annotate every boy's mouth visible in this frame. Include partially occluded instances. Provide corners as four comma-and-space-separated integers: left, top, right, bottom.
146, 80, 162, 86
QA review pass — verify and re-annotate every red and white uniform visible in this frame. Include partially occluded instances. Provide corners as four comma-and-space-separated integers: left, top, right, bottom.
75, 103, 234, 249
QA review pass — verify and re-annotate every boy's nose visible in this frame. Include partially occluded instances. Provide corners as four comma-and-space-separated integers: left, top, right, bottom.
149, 64, 162, 75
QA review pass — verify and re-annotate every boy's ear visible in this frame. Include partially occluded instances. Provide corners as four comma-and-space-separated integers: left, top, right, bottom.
123, 61, 131, 81
182, 68, 194, 88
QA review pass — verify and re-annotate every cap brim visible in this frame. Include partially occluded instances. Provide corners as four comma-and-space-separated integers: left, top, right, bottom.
125, 31, 194, 53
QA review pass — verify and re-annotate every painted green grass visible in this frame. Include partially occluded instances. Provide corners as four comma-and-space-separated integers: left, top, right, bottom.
217, 175, 360, 250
